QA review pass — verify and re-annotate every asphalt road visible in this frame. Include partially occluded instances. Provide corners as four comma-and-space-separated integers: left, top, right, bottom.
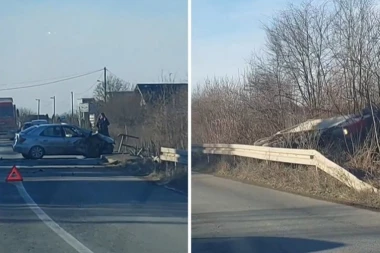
0, 140, 188, 253
192, 173, 380, 253
0, 139, 21, 159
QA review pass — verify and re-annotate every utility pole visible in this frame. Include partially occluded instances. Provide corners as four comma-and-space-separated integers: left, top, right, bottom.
71, 91, 74, 120
50, 96, 56, 122
104, 67, 107, 103
36, 99, 40, 119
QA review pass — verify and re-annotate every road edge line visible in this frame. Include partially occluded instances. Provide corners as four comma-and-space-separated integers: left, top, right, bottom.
14, 182, 94, 253
162, 184, 187, 196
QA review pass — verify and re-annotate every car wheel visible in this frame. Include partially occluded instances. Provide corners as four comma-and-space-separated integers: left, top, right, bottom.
29, 146, 44, 159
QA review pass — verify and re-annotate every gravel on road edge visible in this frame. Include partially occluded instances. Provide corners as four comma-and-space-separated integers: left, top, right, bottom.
104, 154, 188, 195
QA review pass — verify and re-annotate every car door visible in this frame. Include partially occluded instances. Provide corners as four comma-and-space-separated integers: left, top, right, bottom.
39, 125, 65, 155
62, 125, 84, 155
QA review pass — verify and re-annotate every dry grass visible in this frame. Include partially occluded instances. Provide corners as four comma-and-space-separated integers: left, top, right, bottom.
151, 166, 188, 193
113, 155, 188, 193
98, 86, 188, 192
192, 0, 380, 206
194, 156, 380, 209
103, 88, 187, 154
192, 77, 380, 207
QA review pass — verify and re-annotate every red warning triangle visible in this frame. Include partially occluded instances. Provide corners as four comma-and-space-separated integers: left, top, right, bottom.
6, 166, 23, 182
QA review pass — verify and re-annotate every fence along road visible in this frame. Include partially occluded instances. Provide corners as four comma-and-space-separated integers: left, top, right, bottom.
160, 147, 188, 165
159, 147, 188, 190
192, 143, 377, 192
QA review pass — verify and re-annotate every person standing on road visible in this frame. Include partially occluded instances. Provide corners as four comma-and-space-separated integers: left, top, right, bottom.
96, 112, 110, 136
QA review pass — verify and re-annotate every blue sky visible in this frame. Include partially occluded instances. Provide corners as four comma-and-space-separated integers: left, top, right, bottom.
0, 0, 187, 114
192, 0, 303, 86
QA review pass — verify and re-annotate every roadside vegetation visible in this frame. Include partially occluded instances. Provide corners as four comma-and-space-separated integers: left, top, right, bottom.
19, 73, 188, 192
192, 0, 380, 208
95, 74, 188, 193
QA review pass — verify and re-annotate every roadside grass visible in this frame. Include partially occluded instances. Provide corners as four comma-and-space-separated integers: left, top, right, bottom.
192, 77, 380, 210
109, 154, 188, 194
141, 162, 188, 194
193, 155, 380, 210
99, 85, 187, 194
88, 84, 187, 196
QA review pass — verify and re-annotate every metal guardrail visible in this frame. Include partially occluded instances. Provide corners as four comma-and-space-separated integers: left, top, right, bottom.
160, 147, 188, 165
192, 144, 377, 193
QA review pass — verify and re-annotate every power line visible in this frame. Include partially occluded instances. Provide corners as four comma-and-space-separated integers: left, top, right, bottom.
38, 72, 102, 110
0, 69, 104, 87
106, 68, 130, 83
77, 72, 103, 96
106, 68, 124, 80
53, 72, 103, 111
0, 69, 103, 91
106, 68, 116, 77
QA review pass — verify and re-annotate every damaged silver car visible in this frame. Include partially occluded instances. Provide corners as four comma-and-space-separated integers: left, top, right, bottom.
13, 123, 115, 159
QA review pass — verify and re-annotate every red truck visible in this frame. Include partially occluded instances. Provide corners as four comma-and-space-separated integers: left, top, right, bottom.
0, 98, 19, 140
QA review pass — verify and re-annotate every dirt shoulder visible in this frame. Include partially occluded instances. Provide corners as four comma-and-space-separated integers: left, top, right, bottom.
160, 173, 188, 194
193, 156, 380, 211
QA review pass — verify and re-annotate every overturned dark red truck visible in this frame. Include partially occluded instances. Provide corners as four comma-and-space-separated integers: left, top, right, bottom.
254, 108, 379, 152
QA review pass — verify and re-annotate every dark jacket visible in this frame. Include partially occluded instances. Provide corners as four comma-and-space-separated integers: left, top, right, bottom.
96, 117, 110, 136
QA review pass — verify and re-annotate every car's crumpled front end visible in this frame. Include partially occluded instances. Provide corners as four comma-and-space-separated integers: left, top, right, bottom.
94, 132, 115, 144
73, 130, 115, 157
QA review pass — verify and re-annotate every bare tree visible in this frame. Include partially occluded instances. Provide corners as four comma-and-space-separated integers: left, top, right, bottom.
17, 107, 36, 123
330, 0, 380, 113
93, 75, 134, 102
193, 0, 380, 141
263, 1, 334, 112
191, 0, 380, 192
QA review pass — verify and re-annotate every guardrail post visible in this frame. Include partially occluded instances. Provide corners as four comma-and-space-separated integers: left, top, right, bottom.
192, 143, 378, 192
160, 147, 187, 176
165, 161, 169, 177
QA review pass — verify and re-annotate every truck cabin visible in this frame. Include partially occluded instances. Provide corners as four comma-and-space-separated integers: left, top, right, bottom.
0, 102, 15, 119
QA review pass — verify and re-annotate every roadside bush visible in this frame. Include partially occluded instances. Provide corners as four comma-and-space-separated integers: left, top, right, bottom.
193, 0, 380, 189
99, 86, 188, 156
